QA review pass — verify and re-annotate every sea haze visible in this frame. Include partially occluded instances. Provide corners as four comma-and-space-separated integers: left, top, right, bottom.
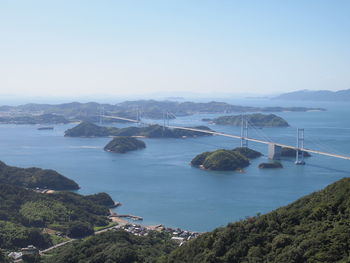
0, 99, 349, 232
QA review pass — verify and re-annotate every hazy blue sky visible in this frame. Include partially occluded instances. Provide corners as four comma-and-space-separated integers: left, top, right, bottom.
1, 0, 349, 98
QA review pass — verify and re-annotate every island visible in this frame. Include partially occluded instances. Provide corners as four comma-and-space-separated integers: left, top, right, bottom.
191, 147, 262, 171
104, 136, 146, 153
258, 161, 283, 169
203, 113, 289, 127
64, 121, 119, 137
0, 160, 79, 190
65, 122, 214, 138
281, 147, 311, 157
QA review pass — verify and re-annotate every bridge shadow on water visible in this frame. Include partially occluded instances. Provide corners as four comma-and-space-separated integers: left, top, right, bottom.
282, 158, 350, 175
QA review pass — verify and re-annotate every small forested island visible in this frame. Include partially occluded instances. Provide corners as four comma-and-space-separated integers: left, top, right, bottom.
281, 147, 311, 157
191, 147, 261, 171
203, 113, 289, 127
0, 161, 79, 190
104, 136, 146, 153
259, 161, 283, 169
65, 122, 214, 138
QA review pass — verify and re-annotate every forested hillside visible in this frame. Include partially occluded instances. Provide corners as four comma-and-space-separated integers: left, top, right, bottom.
166, 178, 350, 263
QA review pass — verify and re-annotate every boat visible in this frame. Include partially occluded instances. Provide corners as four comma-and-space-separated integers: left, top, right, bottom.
37, 127, 54, 130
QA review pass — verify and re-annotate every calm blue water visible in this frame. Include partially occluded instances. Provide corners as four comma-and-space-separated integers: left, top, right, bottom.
0, 99, 349, 232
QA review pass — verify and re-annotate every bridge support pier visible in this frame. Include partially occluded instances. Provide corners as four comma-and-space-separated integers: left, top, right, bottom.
268, 143, 282, 160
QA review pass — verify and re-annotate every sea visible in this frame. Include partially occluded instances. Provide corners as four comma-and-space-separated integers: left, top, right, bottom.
0, 98, 349, 232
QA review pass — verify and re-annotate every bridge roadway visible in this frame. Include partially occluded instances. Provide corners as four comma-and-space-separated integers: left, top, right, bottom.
101, 115, 350, 161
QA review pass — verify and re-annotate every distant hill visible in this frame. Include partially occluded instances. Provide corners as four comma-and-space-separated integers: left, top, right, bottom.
0, 100, 325, 124
273, 89, 350, 101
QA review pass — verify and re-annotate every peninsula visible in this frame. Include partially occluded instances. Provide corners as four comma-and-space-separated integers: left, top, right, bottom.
0, 161, 79, 190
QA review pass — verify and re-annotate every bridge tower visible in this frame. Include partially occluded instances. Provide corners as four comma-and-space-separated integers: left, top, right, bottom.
240, 114, 248, 148
295, 128, 306, 165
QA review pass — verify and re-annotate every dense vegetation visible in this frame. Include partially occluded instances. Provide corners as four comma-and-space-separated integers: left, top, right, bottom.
41, 230, 178, 263
0, 183, 112, 249
259, 161, 283, 168
281, 147, 311, 157
0, 100, 325, 124
64, 121, 119, 137
65, 122, 213, 138
191, 147, 261, 171
204, 113, 289, 127
104, 136, 146, 153
166, 177, 350, 263
0, 161, 79, 190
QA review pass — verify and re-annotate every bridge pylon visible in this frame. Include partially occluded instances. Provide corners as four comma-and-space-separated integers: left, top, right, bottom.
295, 128, 306, 165
240, 114, 248, 148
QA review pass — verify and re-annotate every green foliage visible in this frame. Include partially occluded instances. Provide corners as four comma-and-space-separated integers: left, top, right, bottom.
85, 192, 115, 207
191, 149, 251, 171
67, 221, 94, 238
0, 220, 52, 249
191, 152, 211, 167
64, 121, 119, 137
22, 254, 41, 263
0, 183, 111, 249
20, 201, 71, 227
0, 161, 79, 190
104, 136, 146, 153
166, 177, 350, 262
41, 230, 178, 263
206, 113, 289, 127
65, 122, 213, 138
232, 147, 262, 159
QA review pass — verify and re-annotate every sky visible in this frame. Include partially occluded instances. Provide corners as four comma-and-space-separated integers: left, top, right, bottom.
0, 0, 349, 99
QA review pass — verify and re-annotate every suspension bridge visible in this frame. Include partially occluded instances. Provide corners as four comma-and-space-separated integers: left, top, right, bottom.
100, 113, 350, 164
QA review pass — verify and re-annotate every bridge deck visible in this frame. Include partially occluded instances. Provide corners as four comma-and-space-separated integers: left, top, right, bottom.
101, 115, 350, 161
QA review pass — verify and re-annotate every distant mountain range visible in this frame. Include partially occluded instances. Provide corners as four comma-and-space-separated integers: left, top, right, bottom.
273, 89, 350, 101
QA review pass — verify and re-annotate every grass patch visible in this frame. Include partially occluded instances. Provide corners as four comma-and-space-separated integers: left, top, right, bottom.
93, 222, 118, 232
